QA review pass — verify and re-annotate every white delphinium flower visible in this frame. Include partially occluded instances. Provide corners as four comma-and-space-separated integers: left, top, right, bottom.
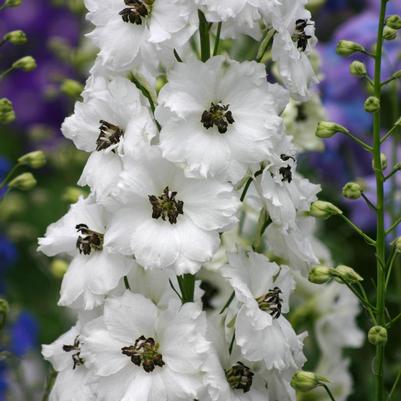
62, 76, 157, 200
82, 291, 209, 401
221, 251, 306, 371
85, 0, 197, 73
283, 94, 326, 152
105, 149, 240, 274
201, 316, 271, 401
155, 56, 288, 181
265, 216, 319, 274
38, 197, 133, 309
255, 152, 320, 230
268, 0, 318, 100
42, 324, 95, 401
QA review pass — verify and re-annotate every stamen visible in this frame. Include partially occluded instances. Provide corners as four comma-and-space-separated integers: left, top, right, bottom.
119, 0, 149, 25
292, 19, 312, 52
76, 224, 104, 255
148, 186, 184, 224
256, 287, 283, 319
63, 336, 84, 369
225, 362, 254, 393
96, 120, 124, 151
201, 102, 235, 134
122, 336, 165, 373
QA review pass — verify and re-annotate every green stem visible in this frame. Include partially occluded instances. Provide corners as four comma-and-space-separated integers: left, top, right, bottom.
220, 291, 235, 314
387, 311, 401, 329
42, 368, 57, 401
198, 10, 211, 62
213, 22, 222, 56
322, 384, 336, 401
338, 214, 376, 246
385, 215, 401, 236
387, 368, 401, 401
177, 274, 195, 303
0, 66, 14, 81
381, 123, 400, 144
342, 130, 373, 152
373, 2, 388, 401
0, 163, 21, 189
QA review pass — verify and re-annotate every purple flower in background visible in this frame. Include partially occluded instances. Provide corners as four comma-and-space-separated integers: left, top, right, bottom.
0, 236, 17, 273
10, 312, 38, 357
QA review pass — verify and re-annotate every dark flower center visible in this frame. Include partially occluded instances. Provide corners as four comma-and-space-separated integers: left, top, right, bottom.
292, 19, 312, 52
256, 286, 283, 319
63, 336, 84, 369
225, 362, 254, 393
279, 154, 296, 183
148, 186, 184, 225
201, 102, 235, 134
295, 103, 308, 122
122, 336, 165, 372
96, 120, 124, 151
119, 0, 149, 25
76, 224, 104, 255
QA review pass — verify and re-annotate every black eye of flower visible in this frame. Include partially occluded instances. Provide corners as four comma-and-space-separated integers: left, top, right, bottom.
75, 224, 104, 255
292, 19, 312, 52
63, 336, 84, 369
256, 287, 283, 319
119, 0, 149, 25
225, 362, 254, 393
148, 186, 184, 224
96, 120, 124, 151
201, 102, 235, 134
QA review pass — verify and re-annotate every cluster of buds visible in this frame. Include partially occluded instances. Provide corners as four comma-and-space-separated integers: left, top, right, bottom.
308, 264, 363, 285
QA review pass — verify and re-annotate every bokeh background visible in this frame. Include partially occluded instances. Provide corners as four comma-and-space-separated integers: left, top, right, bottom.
0, 0, 400, 400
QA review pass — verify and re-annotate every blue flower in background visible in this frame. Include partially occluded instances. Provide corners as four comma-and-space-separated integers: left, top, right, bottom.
10, 312, 38, 357
0, 236, 17, 274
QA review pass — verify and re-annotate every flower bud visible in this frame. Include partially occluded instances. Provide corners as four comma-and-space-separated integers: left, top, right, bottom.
364, 96, 380, 113
60, 79, 83, 98
18, 150, 46, 169
333, 264, 363, 284
309, 200, 342, 219
4, 0, 21, 7
308, 265, 332, 284
342, 182, 362, 199
368, 326, 387, 345
3, 30, 27, 45
62, 186, 84, 204
372, 153, 387, 171
50, 259, 68, 279
290, 371, 329, 392
386, 15, 401, 30
0, 98, 15, 124
8, 172, 37, 191
336, 40, 365, 56
0, 298, 9, 329
12, 56, 36, 72
394, 237, 401, 253
383, 26, 397, 41
316, 121, 349, 138
349, 60, 367, 77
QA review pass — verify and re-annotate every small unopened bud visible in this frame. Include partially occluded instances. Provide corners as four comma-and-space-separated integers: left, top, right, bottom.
18, 150, 46, 169
308, 265, 332, 284
316, 121, 349, 138
368, 326, 387, 345
342, 182, 362, 199
309, 200, 342, 219
0, 299, 9, 328
4, 30, 27, 45
290, 371, 329, 392
336, 40, 365, 56
4, 0, 21, 7
383, 26, 397, 41
62, 186, 84, 204
333, 264, 363, 284
0, 98, 15, 124
372, 153, 387, 171
12, 56, 36, 72
60, 79, 83, 98
350, 60, 367, 77
50, 259, 68, 279
364, 96, 380, 113
394, 237, 401, 253
386, 15, 401, 30
8, 172, 37, 191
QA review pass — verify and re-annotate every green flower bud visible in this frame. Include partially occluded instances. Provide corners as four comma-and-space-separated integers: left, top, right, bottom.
308, 265, 332, 284
386, 15, 401, 30
342, 182, 362, 199
4, 30, 27, 45
368, 326, 387, 345
8, 172, 37, 191
62, 186, 84, 204
364, 96, 380, 113
316, 121, 349, 138
372, 153, 387, 171
336, 40, 365, 56
333, 264, 363, 284
0, 98, 15, 124
290, 371, 329, 392
18, 150, 46, 169
12, 56, 36, 72
309, 200, 343, 219
4, 0, 22, 7
349, 60, 367, 77
383, 26, 397, 41
394, 237, 401, 253
0, 298, 9, 329
60, 79, 83, 98
50, 259, 69, 279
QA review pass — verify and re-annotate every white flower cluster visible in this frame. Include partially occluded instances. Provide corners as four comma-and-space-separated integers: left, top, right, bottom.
37, 1, 355, 401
